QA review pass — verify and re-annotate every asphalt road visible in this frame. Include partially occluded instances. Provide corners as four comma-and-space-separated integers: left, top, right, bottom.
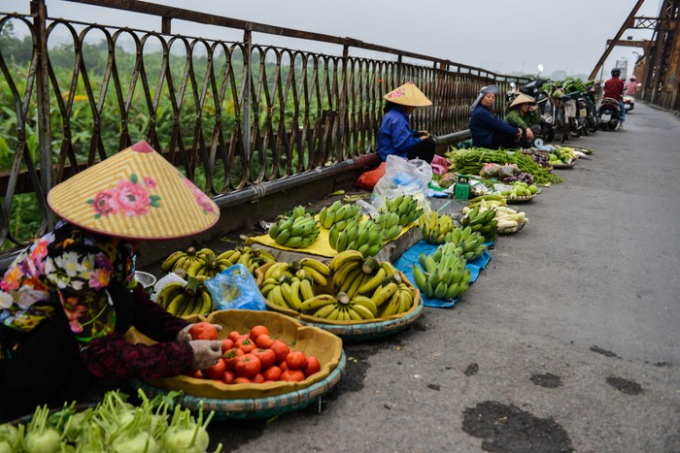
208, 103, 680, 453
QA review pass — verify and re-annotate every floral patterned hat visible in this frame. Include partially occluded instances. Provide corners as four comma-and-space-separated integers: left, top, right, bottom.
47, 141, 220, 240
383, 81, 432, 107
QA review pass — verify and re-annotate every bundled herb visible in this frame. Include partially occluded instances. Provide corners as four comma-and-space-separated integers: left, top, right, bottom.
445, 147, 562, 185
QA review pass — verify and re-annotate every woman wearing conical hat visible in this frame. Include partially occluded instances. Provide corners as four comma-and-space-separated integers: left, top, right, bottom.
377, 82, 435, 163
0, 141, 224, 418
469, 85, 522, 150
505, 93, 540, 148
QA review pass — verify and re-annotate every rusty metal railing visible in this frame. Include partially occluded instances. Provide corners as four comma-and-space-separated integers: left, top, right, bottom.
0, 0, 528, 256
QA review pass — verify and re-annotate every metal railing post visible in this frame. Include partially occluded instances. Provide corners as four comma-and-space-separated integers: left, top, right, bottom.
243, 29, 252, 162
30, 0, 53, 229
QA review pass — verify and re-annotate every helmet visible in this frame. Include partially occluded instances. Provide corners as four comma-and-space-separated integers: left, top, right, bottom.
630, 75, 636, 81
611, 68, 621, 77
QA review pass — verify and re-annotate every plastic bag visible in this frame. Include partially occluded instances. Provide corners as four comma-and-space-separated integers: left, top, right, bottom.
204, 264, 267, 311
480, 163, 501, 179
355, 162, 386, 191
371, 155, 432, 213
498, 164, 520, 178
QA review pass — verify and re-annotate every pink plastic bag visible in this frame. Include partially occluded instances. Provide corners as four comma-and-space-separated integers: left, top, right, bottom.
430, 154, 450, 175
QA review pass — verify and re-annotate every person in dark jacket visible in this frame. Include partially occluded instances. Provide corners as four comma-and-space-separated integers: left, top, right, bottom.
469, 85, 522, 149
0, 140, 224, 420
377, 82, 435, 163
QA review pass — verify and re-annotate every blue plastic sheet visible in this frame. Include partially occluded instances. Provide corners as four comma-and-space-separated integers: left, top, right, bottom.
394, 240, 492, 309
205, 264, 267, 311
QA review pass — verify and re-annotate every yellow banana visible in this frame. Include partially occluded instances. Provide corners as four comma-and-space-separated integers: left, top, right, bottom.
268, 285, 287, 308
339, 267, 363, 294
326, 306, 341, 320
329, 250, 364, 272
346, 307, 363, 321
351, 295, 378, 317
350, 303, 375, 320
161, 250, 186, 273
380, 292, 401, 317
332, 261, 361, 288
312, 304, 337, 319
299, 279, 315, 301
165, 292, 187, 316
299, 258, 331, 276
301, 266, 328, 287
357, 267, 387, 295
371, 282, 398, 308
300, 294, 336, 313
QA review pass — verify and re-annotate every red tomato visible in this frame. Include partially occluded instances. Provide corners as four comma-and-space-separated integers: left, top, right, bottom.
250, 325, 270, 342
263, 380, 276, 384
279, 361, 288, 372
222, 370, 237, 385
270, 340, 290, 364
189, 322, 218, 341
252, 373, 265, 384
235, 337, 256, 353
304, 356, 321, 377
193, 370, 203, 379
281, 369, 306, 382
234, 377, 252, 384
223, 348, 244, 371
202, 359, 226, 380
262, 366, 282, 381
251, 348, 276, 370
285, 351, 307, 370
221, 338, 234, 353
228, 330, 247, 342
234, 354, 262, 379
255, 334, 274, 349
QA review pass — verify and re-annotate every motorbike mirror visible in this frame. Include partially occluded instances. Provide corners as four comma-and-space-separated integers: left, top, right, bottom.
510, 82, 516, 89
537, 64, 544, 73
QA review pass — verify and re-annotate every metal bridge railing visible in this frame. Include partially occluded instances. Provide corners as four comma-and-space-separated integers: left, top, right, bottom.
0, 0, 528, 256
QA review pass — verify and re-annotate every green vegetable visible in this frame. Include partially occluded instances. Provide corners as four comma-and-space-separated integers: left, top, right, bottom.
445, 148, 562, 185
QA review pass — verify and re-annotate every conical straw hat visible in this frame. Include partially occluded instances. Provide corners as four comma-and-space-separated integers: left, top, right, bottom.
47, 141, 220, 240
383, 81, 432, 107
509, 93, 536, 109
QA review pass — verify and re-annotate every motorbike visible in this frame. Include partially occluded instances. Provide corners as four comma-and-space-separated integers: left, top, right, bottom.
582, 86, 600, 132
598, 97, 621, 130
623, 93, 635, 112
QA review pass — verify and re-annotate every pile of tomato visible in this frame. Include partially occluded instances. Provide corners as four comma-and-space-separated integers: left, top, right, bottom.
188, 322, 321, 384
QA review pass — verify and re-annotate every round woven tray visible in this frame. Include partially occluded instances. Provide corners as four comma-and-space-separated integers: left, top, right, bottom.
497, 222, 527, 235
506, 194, 536, 203
551, 161, 576, 169
568, 145, 593, 155
135, 351, 346, 420
300, 300, 424, 342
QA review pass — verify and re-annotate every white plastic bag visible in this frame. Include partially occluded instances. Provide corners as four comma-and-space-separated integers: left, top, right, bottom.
371, 155, 432, 213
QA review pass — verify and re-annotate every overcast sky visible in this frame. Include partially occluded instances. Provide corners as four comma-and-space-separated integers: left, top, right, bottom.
9, 0, 662, 79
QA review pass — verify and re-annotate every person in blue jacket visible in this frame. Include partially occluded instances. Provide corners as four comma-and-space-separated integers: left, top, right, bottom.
469, 85, 522, 149
377, 82, 435, 163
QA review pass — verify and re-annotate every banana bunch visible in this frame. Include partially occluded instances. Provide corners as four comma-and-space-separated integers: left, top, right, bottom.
268, 206, 320, 249
261, 274, 309, 311
318, 200, 362, 230
296, 258, 332, 287
467, 194, 507, 209
372, 212, 403, 240
494, 206, 529, 230
443, 227, 487, 260
460, 205, 498, 242
299, 292, 380, 321
156, 276, 213, 316
329, 219, 385, 258
413, 250, 471, 300
161, 246, 206, 274
418, 211, 455, 244
381, 194, 423, 226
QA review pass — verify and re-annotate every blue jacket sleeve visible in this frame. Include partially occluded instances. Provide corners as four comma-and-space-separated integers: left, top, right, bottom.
479, 109, 518, 135
390, 115, 420, 152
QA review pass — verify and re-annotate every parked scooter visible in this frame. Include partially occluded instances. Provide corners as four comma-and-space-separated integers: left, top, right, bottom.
582, 85, 600, 132
598, 97, 621, 130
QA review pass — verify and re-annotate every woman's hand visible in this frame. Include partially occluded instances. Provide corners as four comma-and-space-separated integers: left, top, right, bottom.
516, 128, 523, 140
176, 323, 223, 343
188, 339, 223, 370
525, 128, 535, 142
416, 130, 430, 138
